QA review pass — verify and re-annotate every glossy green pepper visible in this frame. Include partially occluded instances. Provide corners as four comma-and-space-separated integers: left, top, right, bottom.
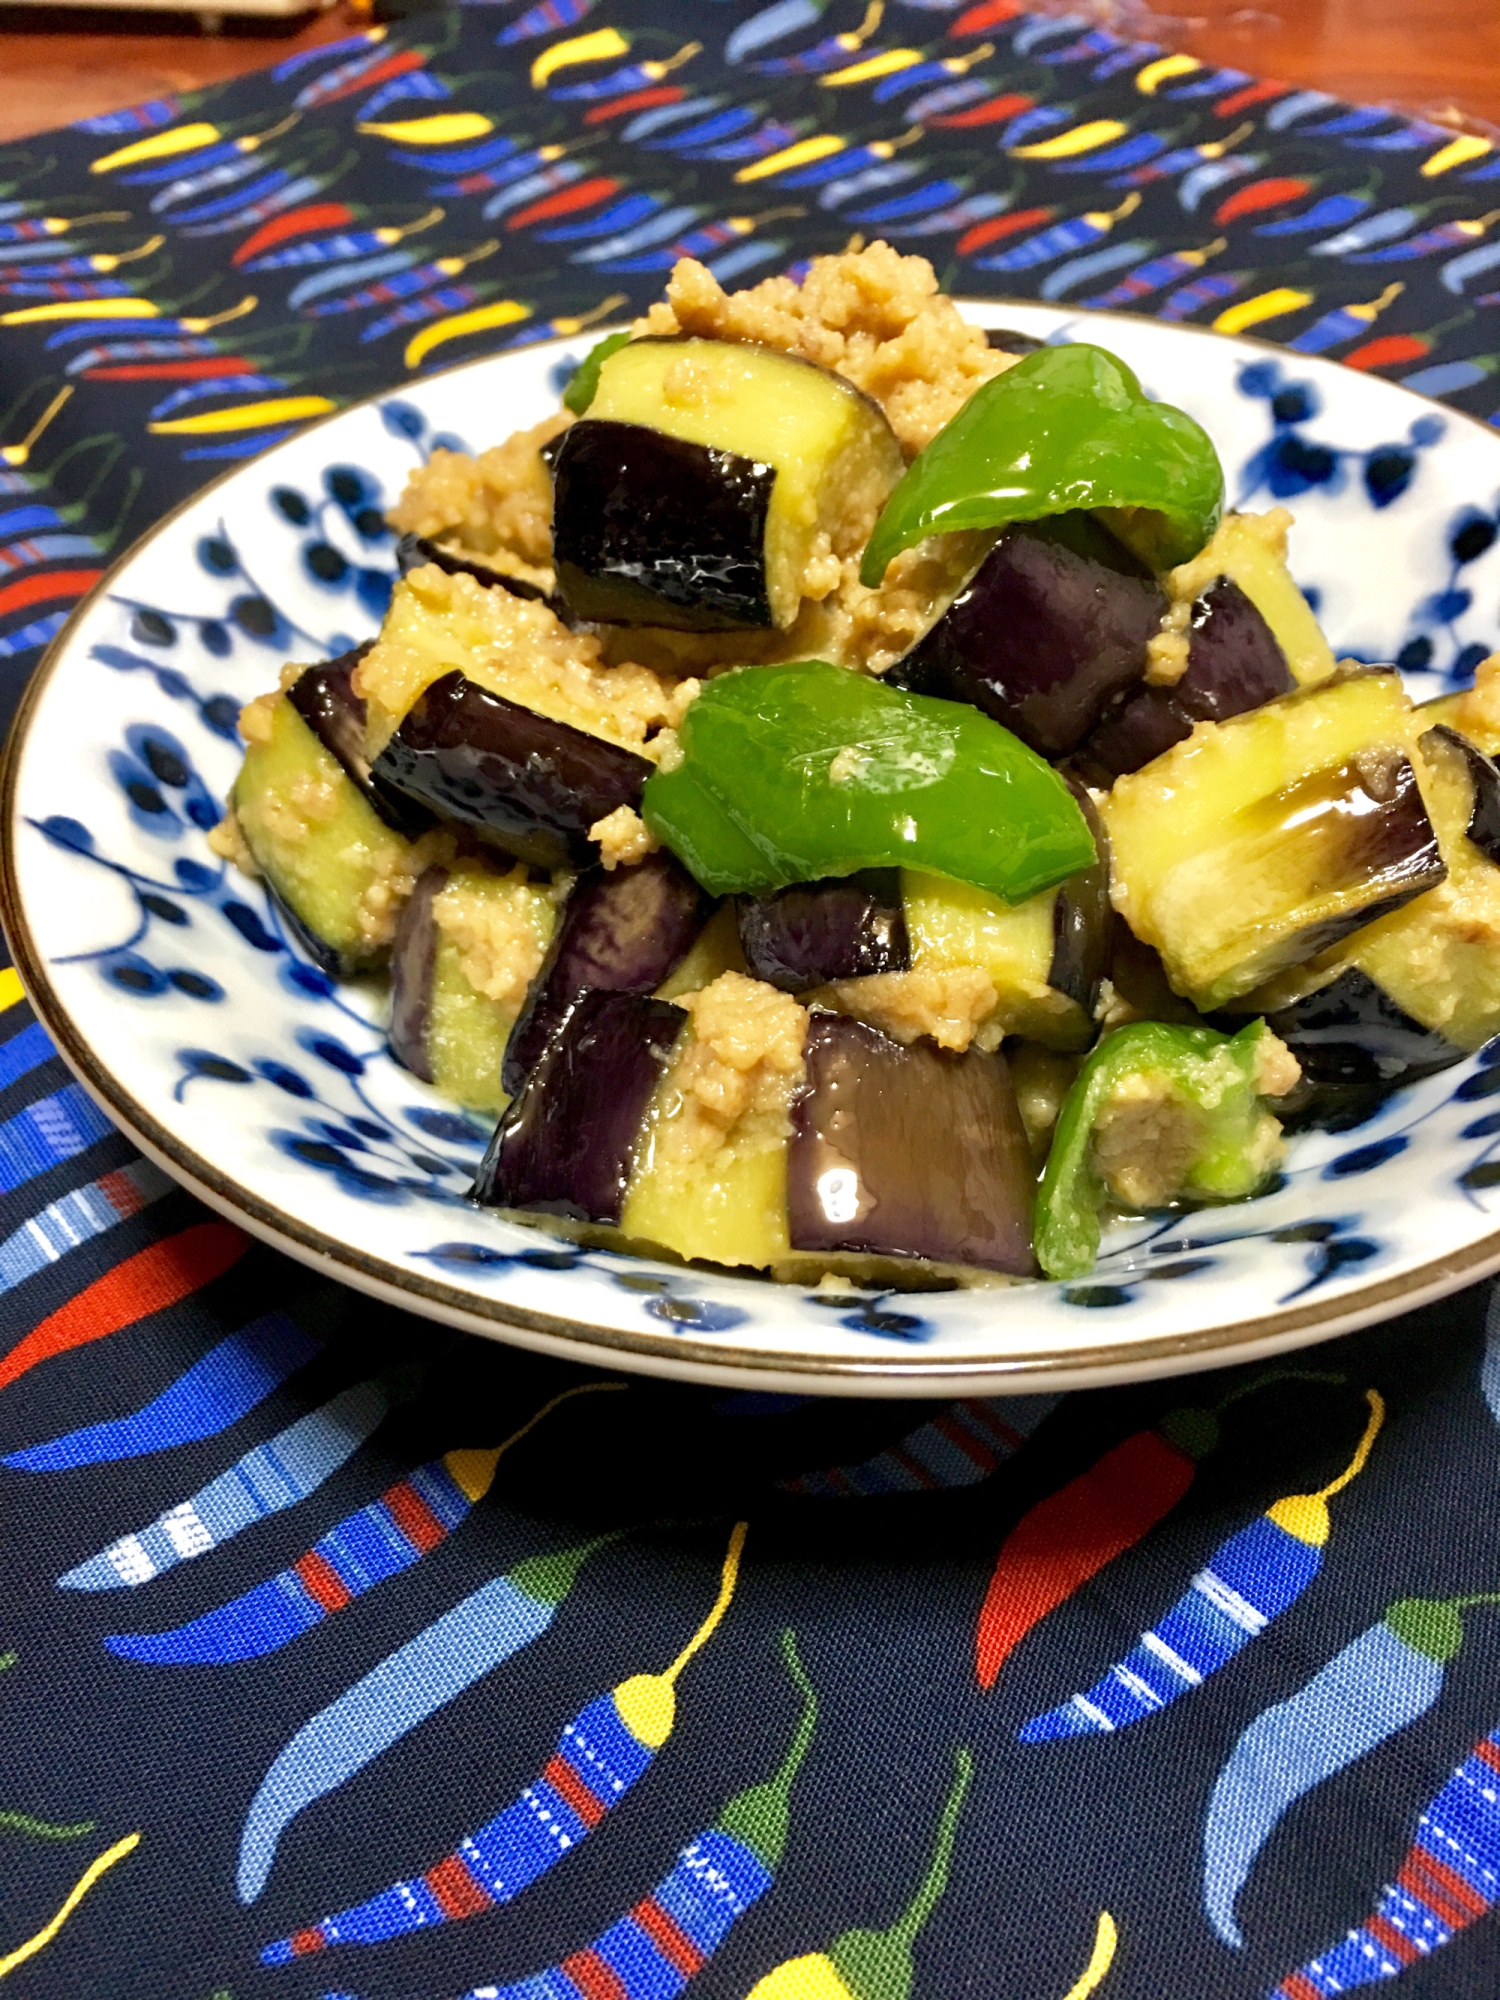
1035, 1018, 1290, 1281
860, 342, 1224, 586
642, 660, 1096, 901
561, 329, 633, 415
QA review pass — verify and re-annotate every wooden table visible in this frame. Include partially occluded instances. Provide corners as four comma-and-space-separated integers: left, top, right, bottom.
1, 0, 1498, 147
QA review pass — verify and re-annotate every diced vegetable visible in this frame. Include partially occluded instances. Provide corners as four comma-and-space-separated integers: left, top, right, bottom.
502, 852, 708, 1096
1099, 670, 1446, 1009
473, 990, 684, 1223
737, 870, 909, 993
786, 1013, 1035, 1275
232, 694, 421, 976
861, 342, 1224, 586
286, 647, 433, 837
551, 336, 903, 630
1234, 721, 1500, 1092
642, 661, 1097, 903
372, 670, 654, 871
390, 861, 556, 1114
1238, 968, 1467, 1132
1077, 577, 1296, 781
1035, 1019, 1296, 1281
888, 513, 1166, 759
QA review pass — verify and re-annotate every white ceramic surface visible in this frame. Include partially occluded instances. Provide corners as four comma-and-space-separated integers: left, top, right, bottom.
7, 301, 1500, 1396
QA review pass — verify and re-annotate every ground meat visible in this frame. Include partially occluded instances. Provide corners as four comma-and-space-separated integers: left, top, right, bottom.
646, 971, 809, 1178
588, 803, 660, 870
638, 241, 1013, 455
817, 966, 1002, 1052
386, 412, 572, 590
432, 864, 551, 1007
354, 563, 692, 759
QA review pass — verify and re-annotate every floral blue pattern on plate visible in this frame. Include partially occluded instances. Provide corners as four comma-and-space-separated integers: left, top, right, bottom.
6, 302, 1500, 1395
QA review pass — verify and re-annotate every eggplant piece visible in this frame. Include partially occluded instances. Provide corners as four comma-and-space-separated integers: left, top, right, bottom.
887, 513, 1167, 759
1234, 967, 1467, 1132
389, 865, 445, 1083
737, 870, 910, 994
1075, 577, 1297, 782
231, 694, 422, 976
786, 1014, 1035, 1276
502, 852, 709, 1096
473, 990, 684, 1223
551, 336, 903, 631
371, 670, 653, 871
1235, 720, 1500, 1074
1100, 670, 1447, 1009
286, 648, 433, 838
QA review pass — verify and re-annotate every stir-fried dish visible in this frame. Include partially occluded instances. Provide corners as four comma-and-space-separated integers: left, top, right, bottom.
210, 243, 1500, 1287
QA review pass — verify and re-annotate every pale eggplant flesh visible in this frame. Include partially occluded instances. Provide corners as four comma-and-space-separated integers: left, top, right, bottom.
370, 669, 654, 870
786, 1013, 1036, 1275
551, 420, 776, 631
473, 989, 684, 1223
887, 512, 1167, 760
502, 853, 709, 1096
1238, 966, 1468, 1132
1075, 576, 1297, 783
286, 646, 432, 837
737, 870, 910, 993
387, 864, 446, 1083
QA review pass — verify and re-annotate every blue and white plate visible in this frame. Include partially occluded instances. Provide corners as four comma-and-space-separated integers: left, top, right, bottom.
5, 303, 1500, 1396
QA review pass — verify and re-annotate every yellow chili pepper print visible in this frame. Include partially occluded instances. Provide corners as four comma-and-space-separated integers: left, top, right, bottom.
532, 27, 631, 88
743, 1748, 972, 2000
148, 396, 338, 436
404, 299, 531, 370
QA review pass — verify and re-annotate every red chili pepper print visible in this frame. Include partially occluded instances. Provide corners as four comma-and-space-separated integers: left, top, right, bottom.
975, 1426, 1198, 1690
1215, 177, 1313, 226
231, 203, 357, 267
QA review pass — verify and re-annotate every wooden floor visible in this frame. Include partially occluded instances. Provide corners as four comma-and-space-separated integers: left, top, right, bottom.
0, 0, 1498, 146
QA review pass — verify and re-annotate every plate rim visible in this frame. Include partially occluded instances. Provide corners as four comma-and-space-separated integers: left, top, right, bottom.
6, 301, 1500, 1396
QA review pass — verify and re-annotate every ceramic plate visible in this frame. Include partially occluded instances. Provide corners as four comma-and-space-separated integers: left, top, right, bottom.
6, 302, 1500, 1396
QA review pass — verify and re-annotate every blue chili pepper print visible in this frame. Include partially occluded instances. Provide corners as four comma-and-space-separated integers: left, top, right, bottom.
102, 1382, 618, 1664
1204, 1590, 1500, 1948
1, 1308, 323, 1471
236, 1529, 623, 1902
57, 1372, 411, 1590
261, 1523, 747, 1961
781, 1393, 1061, 1497
320, 1629, 817, 2000
1270, 1715, 1500, 1994
1019, 1391, 1383, 1741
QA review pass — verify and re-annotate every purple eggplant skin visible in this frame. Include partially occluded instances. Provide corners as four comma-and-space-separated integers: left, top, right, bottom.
986, 328, 1044, 354
887, 512, 1167, 760
550, 418, 777, 632
286, 646, 435, 838
1223, 967, 1467, 1134
737, 870, 910, 994
388, 865, 447, 1084
787, 1013, 1036, 1275
370, 670, 654, 871
1048, 790, 1111, 1014
1074, 576, 1296, 783
395, 532, 580, 628
502, 853, 709, 1097
473, 990, 685, 1223
1426, 723, 1500, 867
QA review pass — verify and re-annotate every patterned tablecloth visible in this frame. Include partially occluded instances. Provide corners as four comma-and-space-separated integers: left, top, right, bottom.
3, 8, 1500, 1996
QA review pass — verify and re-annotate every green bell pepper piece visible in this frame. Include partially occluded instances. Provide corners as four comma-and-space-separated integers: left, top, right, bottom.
562, 330, 633, 415
860, 342, 1224, 586
1035, 1018, 1287, 1281
642, 660, 1096, 901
